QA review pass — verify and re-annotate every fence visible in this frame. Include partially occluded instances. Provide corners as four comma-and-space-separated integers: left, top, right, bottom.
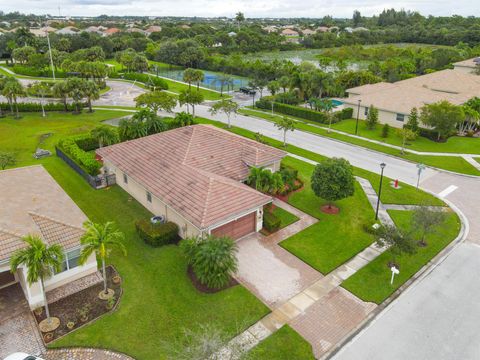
56, 147, 116, 189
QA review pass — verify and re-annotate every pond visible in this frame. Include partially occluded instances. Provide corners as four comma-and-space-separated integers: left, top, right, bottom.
156, 69, 250, 91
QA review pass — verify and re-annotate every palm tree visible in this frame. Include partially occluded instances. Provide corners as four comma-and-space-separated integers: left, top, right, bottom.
79, 221, 126, 295
84, 80, 100, 113
10, 235, 64, 322
178, 89, 204, 118
91, 125, 119, 148
52, 81, 70, 112
193, 69, 205, 91
319, 99, 334, 132
2, 77, 25, 118
183, 68, 197, 89
235, 12, 245, 31
0, 76, 6, 117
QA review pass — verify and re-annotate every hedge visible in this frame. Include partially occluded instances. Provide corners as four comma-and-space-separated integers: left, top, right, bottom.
122, 72, 169, 90
11, 65, 67, 78
255, 100, 337, 124
0, 102, 77, 112
263, 211, 281, 233
135, 220, 179, 247
57, 135, 101, 175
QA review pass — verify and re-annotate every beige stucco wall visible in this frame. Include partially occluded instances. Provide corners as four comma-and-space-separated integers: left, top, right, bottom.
348, 104, 407, 129
105, 160, 202, 239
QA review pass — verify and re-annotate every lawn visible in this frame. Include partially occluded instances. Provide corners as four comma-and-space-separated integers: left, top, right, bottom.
341, 209, 461, 304
1, 110, 271, 359
279, 157, 375, 274
245, 325, 315, 360
195, 117, 443, 206
240, 108, 480, 176
0, 110, 128, 166
272, 206, 299, 229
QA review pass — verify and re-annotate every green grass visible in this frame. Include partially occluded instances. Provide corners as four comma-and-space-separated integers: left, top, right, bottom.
195, 117, 443, 206
245, 325, 315, 360
475, 157, 480, 164
342, 209, 461, 304
0, 110, 128, 166
239, 108, 480, 176
272, 206, 299, 229
154, 76, 227, 101
1, 110, 270, 359
279, 157, 375, 274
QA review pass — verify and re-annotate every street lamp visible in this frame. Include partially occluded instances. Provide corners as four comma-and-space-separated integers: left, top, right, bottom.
355, 99, 362, 135
375, 162, 386, 220
416, 163, 426, 189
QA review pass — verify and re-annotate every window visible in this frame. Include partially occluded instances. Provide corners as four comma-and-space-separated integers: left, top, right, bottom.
364, 107, 369, 116
396, 113, 405, 122
146, 191, 152, 203
54, 248, 81, 275
123, 173, 128, 184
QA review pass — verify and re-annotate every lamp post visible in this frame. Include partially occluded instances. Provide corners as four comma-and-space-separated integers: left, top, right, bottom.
375, 162, 386, 220
355, 99, 361, 135
416, 163, 426, 189
45, 28, 56, 80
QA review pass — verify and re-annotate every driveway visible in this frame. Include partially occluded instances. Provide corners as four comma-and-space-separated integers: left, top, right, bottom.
235, 200, 321, 308
0, 284, 45, 358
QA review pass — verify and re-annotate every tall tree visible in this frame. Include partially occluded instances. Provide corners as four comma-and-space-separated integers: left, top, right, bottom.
178, 89, 204, 118
353, 10, 362, 27
183, 68, 197, 89
2, 77, 25, 118
135, 91, 177, 114
52, 81, 70, 112
10, 235, 64, 322
83, 80, 100, 113
275, 116, 295, 147
235, 12, 245, 30
79, 221, 126, 296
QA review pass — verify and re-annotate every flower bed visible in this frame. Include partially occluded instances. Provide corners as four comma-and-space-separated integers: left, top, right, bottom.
34, 266, 122, 344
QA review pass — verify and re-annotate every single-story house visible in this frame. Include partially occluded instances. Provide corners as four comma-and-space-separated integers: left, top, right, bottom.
301, 29, 316, 36
104, 27, 121, 36
0, 166, 97, 309
97, 125, 286, 240
342, 69, 480, 128
30, 26, 56, 37
55, 26, 79, 35
281, 28, 299, 37
145, 25, 162, 34
453, 57, 480, 75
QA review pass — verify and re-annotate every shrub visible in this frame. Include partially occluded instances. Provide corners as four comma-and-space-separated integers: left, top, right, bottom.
135, 220, 179, 247
274, 92, 301, 105
263, 210, 281, 233
57, 135, 101, 175
180, 235, 238, 289
122, 72, 169, 90
339, 107, 353, 119
0, 102, 77, 112
11, 64, 67, 78
381, 123, 390, 138
255, 100, 335, 125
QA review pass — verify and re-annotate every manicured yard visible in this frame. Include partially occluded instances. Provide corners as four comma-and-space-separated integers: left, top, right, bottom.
1, 111, 270, 359
272, 206, 299, 229
342, 209, 461, 304
0, 110, 128, 166
239, 108, 480, 176
195, 117, 443, 206
279, 157, 375, 274
245, 325, 315, 360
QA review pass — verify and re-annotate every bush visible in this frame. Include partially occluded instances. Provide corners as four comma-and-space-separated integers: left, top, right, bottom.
381, 123, 390, 138
274, 92, 302, 105
263, 210, 281, 233
11, 64, 67, 78
418, 127, 455, 141
135, 220, 179, 247
122, 72, 169, 90
0, 102, 76, 112
337, 107, 353, 119
255, 100, 336, 125
57, 135, 101, 175
180, 235, 238, 289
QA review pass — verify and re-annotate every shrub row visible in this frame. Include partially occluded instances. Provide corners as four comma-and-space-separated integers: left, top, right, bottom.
122, 72, 169, 90
57, 135, 101, 175
11, 65, 67, 78
0, 102, 76, 112
263, 210, 281, 233
135, 220, 179, 247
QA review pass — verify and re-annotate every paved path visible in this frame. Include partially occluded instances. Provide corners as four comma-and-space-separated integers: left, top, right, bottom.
43, 348, 135, 360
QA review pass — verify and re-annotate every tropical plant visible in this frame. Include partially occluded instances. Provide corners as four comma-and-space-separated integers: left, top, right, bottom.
180, 235, 238, 289
52, 81, 70, 112
2, 76, 25, 118
311, 158, 355, 209
247, 166, 284, 194
318, 98, 335, 132
172, 112, 194, 128
209, 99, 239, 128
267, 80, 280, 96
79, 221, 126, 295
10, 235, 64, 322
0, 151, 16, 169
65, 77, 87, 114
83, 80, 100, 113
119, 117, 147, 140
91, 125, 119, 148
131, 109, 167, 135
178, 89, 204, 118
182, 68, 197, 89
275, 116, 295, 147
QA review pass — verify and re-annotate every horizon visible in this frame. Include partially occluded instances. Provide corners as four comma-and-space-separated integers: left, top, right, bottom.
0, 1, 477, 19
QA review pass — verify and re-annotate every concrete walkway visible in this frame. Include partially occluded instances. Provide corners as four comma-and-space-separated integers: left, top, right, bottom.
43, 348, 135, 360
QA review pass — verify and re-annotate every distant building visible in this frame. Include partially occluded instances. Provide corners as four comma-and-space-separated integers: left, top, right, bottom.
29, 26, 56, 37
262, 25, 278, 33
301, 29, 316, 36
228, 31, 237, 37
281, 28, 299, 37
56, 26, 79, 35
127, 27, 147, 35
145, 25, 162, 34
104, 27, 121, 36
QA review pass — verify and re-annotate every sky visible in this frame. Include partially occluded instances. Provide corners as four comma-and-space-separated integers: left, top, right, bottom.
0, 0, 476, 18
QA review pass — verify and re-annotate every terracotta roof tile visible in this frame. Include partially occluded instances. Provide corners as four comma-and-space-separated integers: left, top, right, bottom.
30, 213, 84, 251
0, 229, 25, 262
97, 125, 286, 229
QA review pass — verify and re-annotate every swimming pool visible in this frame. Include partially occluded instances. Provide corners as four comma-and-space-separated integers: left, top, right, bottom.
331, 99, 344, 107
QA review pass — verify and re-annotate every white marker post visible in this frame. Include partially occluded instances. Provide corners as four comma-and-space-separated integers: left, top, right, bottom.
390, 266, 400, 285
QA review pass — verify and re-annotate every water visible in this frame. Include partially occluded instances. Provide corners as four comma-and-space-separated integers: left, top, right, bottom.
156, 69, 249, 92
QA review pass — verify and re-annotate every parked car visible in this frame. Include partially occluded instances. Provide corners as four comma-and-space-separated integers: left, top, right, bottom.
4, 353, 44, 360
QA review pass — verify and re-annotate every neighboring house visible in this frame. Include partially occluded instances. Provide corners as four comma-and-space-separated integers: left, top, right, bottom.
262, 25, 278, 33
301, 29, 316, 36
343, 69, 480, 128
0, 166, 97, 309
453, 57, 480, 74
316, 26, 330, 33
56, 26, 79, 35
127, 27, 147, 35
228, 31, 237, 37
344, 27, 369, 33
281, 28, 299, 37
29, 26, 56, 37
145, 25, 162, 34
104, 27, 121, 36
83, 25, 104, 34
97, 125, 286, 240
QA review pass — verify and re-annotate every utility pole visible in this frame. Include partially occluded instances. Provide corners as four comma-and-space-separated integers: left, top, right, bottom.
46, 28, 56, 80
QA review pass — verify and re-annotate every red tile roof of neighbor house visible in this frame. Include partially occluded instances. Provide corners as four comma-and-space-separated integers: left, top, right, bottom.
97, 125, 286, 230
0, 166, 87, 262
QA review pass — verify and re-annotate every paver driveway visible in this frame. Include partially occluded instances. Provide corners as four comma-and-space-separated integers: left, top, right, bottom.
0, 284, 45, 358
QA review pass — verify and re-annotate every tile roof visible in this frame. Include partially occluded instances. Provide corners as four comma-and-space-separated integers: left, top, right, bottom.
97, 125, 286, 229
0, 166, 88, 262
344, 69, 480, 114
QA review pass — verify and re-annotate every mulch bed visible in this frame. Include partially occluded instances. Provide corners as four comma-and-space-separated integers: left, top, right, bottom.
187, 265, 238, 294
34, 266, 122, 343
274, 181, 304, 202
321, 205, 340, 214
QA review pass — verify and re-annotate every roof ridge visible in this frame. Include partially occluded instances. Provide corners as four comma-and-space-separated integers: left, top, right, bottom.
28, 212, 85, 233
200, 177, 214, 228
182, 126, 195, 165
0, 227, 24, 239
